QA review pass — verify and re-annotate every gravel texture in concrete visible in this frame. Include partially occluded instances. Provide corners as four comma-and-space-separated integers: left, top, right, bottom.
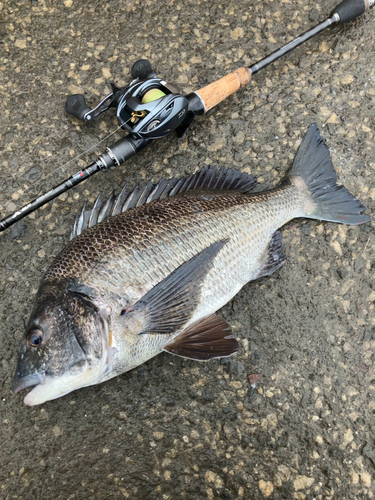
0, 0, 375, 499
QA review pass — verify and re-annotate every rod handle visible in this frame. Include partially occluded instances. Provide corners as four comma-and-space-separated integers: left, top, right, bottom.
195, 67, 251, 113
332, 0, 373, 24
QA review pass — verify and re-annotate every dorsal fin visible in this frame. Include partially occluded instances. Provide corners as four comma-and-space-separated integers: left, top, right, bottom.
70, 167, 256, 239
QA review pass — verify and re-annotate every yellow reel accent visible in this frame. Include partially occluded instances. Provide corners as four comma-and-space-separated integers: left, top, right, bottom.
141, 88, 166, 104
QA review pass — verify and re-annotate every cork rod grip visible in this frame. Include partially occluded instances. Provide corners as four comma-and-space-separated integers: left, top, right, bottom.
195, 67, 252, 113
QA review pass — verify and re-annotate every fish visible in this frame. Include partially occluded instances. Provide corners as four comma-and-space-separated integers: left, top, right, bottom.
12, 124, 370, 406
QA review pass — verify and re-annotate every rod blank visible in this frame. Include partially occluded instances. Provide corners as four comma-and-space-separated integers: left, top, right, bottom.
1, 0, 373, 232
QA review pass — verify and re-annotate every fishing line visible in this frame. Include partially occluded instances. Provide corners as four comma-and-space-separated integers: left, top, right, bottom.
27, 124, 124, 192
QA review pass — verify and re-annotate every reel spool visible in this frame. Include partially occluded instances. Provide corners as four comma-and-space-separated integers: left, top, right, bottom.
142, 88, 166, 103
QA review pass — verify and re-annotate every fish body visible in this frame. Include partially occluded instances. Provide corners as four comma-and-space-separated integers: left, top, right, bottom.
12, 124, 370, 405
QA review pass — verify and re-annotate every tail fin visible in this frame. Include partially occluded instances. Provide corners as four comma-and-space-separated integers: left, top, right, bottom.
289, 123, 370, 225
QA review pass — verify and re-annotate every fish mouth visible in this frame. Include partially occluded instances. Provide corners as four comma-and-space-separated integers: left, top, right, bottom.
12, 372, 46, 394
23, 377, 72, 407
17, 365, 103, 406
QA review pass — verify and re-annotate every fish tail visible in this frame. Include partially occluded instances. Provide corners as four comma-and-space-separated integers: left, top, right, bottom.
288, 123, 370, 225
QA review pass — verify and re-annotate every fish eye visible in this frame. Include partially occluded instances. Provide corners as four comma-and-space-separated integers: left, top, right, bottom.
27, 328, 43, 347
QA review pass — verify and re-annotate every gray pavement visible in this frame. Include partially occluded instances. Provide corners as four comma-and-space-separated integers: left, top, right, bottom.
0, 0, 374, 499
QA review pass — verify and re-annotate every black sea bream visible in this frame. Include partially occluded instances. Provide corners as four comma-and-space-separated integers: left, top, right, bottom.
12, 124, 370, 405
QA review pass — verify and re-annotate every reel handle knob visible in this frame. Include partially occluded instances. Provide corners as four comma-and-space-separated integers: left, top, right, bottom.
65, 94, 92, 122
131, 59, 158, 80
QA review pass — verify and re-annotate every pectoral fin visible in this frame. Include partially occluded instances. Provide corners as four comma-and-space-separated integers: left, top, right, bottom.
122, 240, 228, 335
164, 314, 239, 360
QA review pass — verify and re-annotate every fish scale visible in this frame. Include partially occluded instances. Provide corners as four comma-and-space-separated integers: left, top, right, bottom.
45, 186, 301, 292
12, 125, 370, 406
94, 189, 295, 377
65, 186, 304, 367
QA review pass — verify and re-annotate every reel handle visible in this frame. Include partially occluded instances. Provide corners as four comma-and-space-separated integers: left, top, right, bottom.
65, 94, 92, 121
131, 59, 158, 80
194, 67, 252, 113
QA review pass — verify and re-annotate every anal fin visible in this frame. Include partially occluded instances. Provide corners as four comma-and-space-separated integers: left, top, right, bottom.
164, 314, 239, 361
257, 230, 286, 279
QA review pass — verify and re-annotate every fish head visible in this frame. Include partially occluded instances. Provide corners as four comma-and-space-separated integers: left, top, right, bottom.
12, 282, 110, 406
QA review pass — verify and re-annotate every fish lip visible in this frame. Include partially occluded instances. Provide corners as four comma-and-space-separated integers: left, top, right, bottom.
12, 372, 46, 394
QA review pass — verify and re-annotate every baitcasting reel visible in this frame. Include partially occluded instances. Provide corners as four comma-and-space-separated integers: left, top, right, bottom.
65, 59, 202, 141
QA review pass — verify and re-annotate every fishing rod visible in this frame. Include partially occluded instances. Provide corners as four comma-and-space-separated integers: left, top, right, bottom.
1, 0, 374, 232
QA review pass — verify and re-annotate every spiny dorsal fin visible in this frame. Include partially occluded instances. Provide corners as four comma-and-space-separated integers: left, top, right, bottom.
70, 167, 256, 239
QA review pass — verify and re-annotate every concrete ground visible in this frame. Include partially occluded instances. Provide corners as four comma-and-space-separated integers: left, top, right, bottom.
0, 0, 374, 498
